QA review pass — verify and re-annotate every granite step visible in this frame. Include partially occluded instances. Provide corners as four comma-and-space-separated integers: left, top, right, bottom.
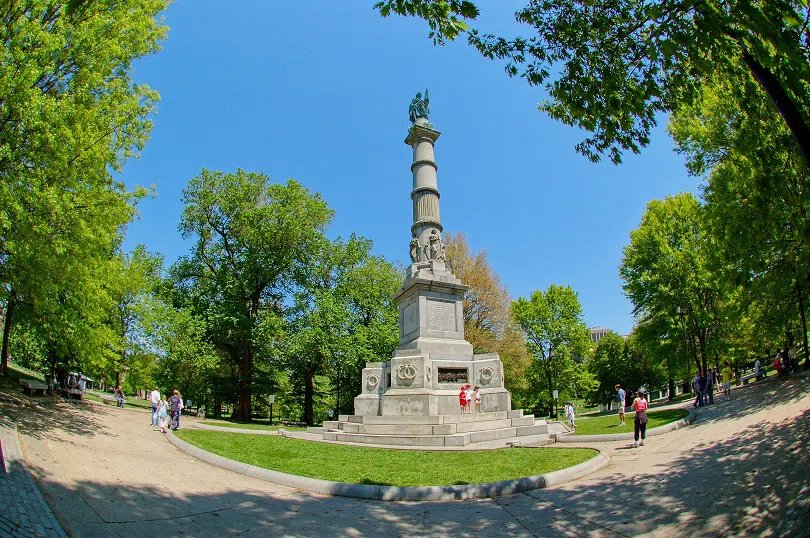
342, 423, 456, 435
322, 431, 470, 447
510, 416, 535, 427
455, 418, 513, 433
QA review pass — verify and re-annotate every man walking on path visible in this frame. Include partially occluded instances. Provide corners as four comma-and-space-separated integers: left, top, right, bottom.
150, 387, 160, 428
722, 361, 733, 399
615, 384, 626, 426
693, 371, 704, 407
706, 369, 715, 404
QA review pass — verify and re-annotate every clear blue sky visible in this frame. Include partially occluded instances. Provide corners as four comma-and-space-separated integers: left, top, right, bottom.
119, 1, 700, 336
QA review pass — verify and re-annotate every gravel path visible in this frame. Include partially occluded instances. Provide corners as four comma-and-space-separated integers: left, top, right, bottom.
5, 373, 808, 537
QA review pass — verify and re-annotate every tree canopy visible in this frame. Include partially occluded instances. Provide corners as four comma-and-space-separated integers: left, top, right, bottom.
376, 0, 810, 164
172, 169, 333, 420
0, 0, 168, 377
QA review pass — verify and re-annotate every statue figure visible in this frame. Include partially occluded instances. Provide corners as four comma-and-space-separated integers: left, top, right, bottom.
409, 237, 420, 263
408, 88, 430, 123
428, 229, 445, 261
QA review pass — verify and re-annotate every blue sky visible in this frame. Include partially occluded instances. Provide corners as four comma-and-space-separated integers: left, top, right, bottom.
119, 1, 700, 336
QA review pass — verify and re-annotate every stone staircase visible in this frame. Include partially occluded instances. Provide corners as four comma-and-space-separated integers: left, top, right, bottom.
310, 410, 549, 447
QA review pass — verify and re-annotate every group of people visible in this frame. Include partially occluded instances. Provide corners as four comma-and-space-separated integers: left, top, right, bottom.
150, 387, 184, 433
692, 369, 718, 407
458, 385, 481, 414
614, 384, 649, 447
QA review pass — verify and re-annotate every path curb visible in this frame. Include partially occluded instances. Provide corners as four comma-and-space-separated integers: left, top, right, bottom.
165, 430, 609, 501
556, 408, 696, 443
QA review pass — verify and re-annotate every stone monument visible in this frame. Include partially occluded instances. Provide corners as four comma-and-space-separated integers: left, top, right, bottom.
315, 93, 547, 446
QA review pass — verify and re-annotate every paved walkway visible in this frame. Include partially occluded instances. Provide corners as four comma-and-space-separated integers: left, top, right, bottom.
0, 399, 67, 537
3, 374, 809, 537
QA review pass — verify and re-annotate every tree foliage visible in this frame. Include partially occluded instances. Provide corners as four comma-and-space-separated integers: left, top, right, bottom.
511, 285, 590, 416
0, 0, 167, 376
444, 232, 531, 400
670, 70, 810, 366
620, 194, 730, 373
376, 0, 810, 164
284, 236, 400, 424
172, 169, 333, 420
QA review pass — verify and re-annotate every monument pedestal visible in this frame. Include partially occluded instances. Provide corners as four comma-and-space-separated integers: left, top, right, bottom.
311, 99, 549, 447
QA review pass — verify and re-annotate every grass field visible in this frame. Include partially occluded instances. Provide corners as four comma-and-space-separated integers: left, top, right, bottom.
200, 419, 307, 431
574, 408, 688, 435
174, 429, 597, 486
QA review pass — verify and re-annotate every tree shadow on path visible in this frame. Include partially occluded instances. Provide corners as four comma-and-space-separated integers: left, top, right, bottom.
503, 375, 810, 537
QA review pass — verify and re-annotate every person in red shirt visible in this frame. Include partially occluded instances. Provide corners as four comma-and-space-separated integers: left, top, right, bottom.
459, 386, 467, 414
631, 390, 649, 448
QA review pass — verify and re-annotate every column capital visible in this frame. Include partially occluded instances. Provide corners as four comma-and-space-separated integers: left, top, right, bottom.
405, 123, 441, 146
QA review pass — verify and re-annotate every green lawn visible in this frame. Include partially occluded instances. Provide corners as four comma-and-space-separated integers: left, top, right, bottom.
574, 408, 688, 435
174, 430, 597, 486
200, 420, 306, 431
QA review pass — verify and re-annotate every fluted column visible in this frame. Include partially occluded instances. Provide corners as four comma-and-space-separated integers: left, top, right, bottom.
405, 118, 442, 260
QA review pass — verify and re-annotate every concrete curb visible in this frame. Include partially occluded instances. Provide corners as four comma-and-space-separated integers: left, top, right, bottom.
556, 408, 696, 443
165, 430, 609, 501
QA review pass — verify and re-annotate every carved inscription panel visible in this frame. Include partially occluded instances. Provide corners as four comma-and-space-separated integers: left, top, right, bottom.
427, 299, 456, 332
402, 302, 418, 335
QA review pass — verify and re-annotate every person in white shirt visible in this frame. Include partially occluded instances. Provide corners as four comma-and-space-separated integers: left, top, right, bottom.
150, 388, 160, 428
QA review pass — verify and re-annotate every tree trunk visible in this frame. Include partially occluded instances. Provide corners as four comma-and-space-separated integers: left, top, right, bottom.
796, 283, 809, 370
545, 367, 554, 418
304, 366, 315, 425
1, 290, 16, 377
235, 347, 253, 421
697, 333, 708, 373
668, 377, 675, 401
740, 49, 810, 166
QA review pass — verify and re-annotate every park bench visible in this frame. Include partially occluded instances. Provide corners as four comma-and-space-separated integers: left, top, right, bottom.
19, 379, 47, 396
281, 420, 307, 428
740, 371, 765, 385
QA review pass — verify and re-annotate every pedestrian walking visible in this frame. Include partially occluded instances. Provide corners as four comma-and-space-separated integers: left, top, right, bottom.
169, 390, 183, 430
150, 387, 160, 427
631, 390, 649, 447
157, 397, 169, 433
693, 371, 704, 408
706, 369, 715, 404
721, 361, 733, 399
615, 384, 626, 426
564, 401, 576, 431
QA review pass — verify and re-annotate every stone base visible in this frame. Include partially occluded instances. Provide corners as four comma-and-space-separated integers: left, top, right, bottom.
379, 388, 511, 416
318, 410, 549, 447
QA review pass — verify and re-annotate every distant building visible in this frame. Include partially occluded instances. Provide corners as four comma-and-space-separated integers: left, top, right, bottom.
590, 327, 612, 344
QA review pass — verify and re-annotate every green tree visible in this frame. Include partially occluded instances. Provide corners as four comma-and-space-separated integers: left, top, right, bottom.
376, 0, 810, 164
0, 1, 167, 376
172, 169, 332, 421
511, 285, 590, 417
107, 246, 164, 388
669, 72, 810, 368
620, 194, 729, 374
153, 305, 220, 411
285, 236, 399, 424
586, 331, 626, 406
